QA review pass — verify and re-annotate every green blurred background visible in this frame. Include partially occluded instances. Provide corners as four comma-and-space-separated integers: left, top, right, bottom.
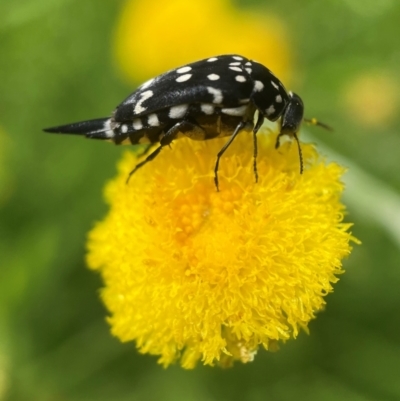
1, 0, 400, 400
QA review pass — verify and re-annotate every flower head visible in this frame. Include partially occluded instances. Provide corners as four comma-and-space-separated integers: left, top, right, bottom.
87, 130, 357, 368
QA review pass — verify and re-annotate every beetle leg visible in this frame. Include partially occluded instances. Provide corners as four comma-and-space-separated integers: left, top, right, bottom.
214, 120, 247, 192
253, 112, 264, 135
275, 132, 303, 174
275, 133, 283, 149
126, 145, 163, 183
136, 144, 153, 158
252, 113, 264, 184
126, 120, 204, 183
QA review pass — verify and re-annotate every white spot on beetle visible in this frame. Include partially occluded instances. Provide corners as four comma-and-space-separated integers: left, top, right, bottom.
221, 105, 248, 116
207, 57, 218, 62
254, 80, 264, 92
177, 66, 192, 74
266, 105, 276, 116
134, 90, 153, 114
176, 74, 192, 83
121, 124, 128, 134
201, 104, 214, 114
169, 104, 188, 119
245, 61, 252, 66
245, 68, 252, 74
271, 81, 280, 90
232, 56, 243, 60
148, 113, 160, 126
235, 75, 246, 82
239, 98, 250, 104
103, 119, 114, 138
229, 66, 242, 72
207, 87, 223, 104
275, 95, 282, 103
132, 119, 143, 130
207, 74, 220, 81
229, 62, 241, 66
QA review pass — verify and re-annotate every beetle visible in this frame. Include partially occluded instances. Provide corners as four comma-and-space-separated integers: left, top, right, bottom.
44, 54, 328, 191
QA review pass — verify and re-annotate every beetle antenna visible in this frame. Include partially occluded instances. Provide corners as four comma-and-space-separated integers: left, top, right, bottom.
293, 133, 303, 174
304, 118, 333, 131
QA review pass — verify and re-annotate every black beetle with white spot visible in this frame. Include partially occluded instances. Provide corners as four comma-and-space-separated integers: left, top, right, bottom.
44, 54, 329, 190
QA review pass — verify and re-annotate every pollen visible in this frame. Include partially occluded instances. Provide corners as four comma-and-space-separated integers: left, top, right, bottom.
86, 131, 358, 369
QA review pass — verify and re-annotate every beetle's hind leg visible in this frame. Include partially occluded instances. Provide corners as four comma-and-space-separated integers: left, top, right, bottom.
135, 143, 153, 159
126, 120, 205, 183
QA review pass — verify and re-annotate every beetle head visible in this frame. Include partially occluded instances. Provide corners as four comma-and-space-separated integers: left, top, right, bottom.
280, 92, 304, 137
276, 92, 305, 174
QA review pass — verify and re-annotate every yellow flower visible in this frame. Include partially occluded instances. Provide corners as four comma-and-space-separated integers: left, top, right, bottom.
114, 0, 291, 85
87, 129, 358, 368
